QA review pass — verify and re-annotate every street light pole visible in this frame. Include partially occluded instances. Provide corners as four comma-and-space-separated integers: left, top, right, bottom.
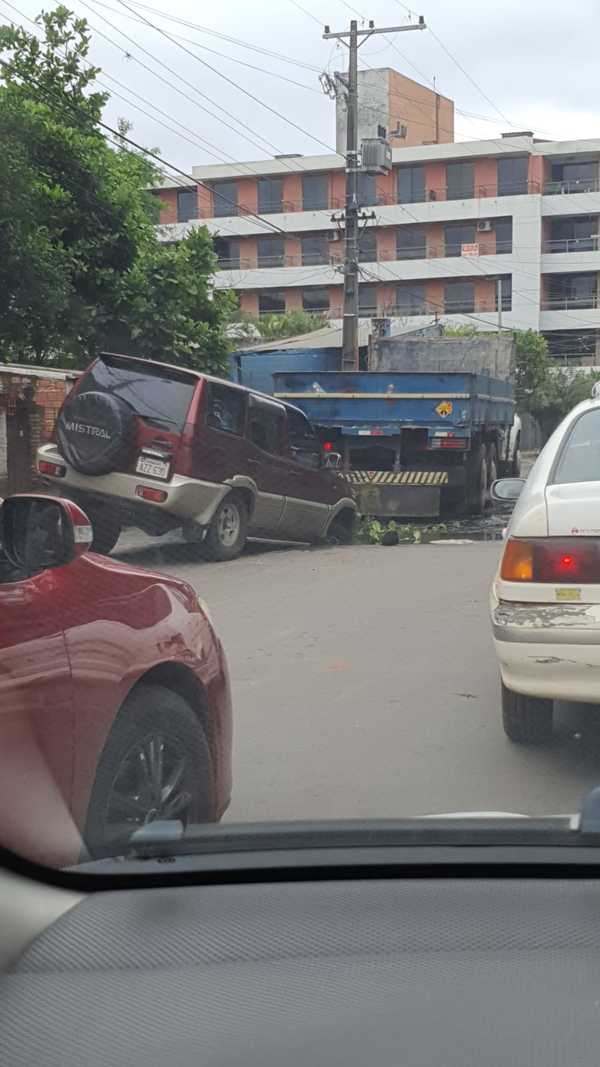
323, 16, 425, 371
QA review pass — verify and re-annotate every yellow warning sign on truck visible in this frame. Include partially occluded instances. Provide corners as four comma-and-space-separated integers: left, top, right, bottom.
435, 400, 453, 418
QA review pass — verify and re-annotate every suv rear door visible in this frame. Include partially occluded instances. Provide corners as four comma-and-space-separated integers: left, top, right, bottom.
57, 355, 198, 481
246, 396, 287, 534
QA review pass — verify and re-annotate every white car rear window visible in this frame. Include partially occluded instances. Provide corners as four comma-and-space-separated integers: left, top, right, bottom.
552, 408, 600, 484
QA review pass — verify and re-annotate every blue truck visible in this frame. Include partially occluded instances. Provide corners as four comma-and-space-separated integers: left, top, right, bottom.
233, 335, 521, 519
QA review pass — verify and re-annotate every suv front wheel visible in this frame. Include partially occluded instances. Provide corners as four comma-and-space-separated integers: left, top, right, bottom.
201, 493, 248, 562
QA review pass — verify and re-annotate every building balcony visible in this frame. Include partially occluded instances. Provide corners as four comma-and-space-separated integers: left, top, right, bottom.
541, 294, 598, 310
215, 240, 513, 273
542, 235, 599, 254
543, 178, 600, 196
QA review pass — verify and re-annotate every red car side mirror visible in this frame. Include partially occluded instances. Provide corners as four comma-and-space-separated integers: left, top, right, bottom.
1, 494, 93, 574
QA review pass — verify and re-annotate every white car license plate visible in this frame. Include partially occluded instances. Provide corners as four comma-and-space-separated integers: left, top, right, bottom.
136, 456, 170, 479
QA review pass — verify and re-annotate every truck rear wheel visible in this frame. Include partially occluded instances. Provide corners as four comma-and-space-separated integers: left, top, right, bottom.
467, 445, 487, 515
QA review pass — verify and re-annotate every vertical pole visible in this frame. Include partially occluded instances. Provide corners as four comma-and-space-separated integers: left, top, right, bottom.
495, 276, 503, 379
341, 19, 359, 371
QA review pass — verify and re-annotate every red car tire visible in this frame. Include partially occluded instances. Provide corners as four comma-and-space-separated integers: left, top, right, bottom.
84, 683, 214, 856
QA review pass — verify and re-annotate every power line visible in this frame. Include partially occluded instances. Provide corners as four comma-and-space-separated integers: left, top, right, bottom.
77, 0, 288, 161
112, 0, 342, 157
92, 1, 322, 95
111, 0, 323, 72
0, 2, 292, 238
426, 26, 513, 127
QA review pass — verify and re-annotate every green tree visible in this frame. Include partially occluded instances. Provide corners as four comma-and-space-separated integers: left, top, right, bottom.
110, 228, 236, 375
0, 7, 232, 373
512, 330, 554, 411
231, 310, 328, 342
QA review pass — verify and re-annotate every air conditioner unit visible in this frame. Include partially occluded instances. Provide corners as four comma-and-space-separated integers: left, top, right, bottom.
327, 231, 339, 241
477, 220, 493, 232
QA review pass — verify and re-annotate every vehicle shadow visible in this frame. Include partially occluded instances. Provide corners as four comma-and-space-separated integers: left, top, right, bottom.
113, 534, 311, 569
549, 702, 600, 768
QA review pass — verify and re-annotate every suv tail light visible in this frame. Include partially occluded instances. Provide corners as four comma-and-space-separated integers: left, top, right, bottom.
501, 537, 600, 583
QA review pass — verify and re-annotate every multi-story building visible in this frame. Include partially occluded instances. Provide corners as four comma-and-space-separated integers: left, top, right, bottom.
153, 69, 600, 365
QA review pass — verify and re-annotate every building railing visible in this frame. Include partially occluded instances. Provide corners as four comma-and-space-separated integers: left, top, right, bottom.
256, 297, 513, 319
543, 179, 600, 196
542, 235, 600, 254
216, 240, 514, 271
177, 178, 546, 224
541, 294, 599, 310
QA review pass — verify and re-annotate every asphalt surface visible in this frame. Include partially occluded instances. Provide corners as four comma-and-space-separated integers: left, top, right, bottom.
110, 523, 600, 822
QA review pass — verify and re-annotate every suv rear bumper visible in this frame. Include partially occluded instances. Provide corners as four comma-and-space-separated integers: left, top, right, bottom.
37, 444, 228, 526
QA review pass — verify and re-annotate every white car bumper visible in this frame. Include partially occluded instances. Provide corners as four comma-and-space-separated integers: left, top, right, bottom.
491, 589, 600, 704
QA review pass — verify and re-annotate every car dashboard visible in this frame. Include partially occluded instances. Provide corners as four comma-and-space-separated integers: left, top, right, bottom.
3, 851, 600, 1067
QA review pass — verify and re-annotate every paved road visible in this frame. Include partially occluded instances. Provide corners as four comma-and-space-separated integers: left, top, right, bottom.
115, 535, 600, 821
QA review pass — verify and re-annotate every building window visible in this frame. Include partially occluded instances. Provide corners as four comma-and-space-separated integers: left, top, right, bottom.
301, 234, 329, 266
444, 280, 475, 313
396, 226, 426, 260
257, 236, 285, 268
446, 161, 474, 200
358, 284, 378, 316
549, 215, 597, 253
258, 289, 286, 314
497, 156, 528, 196
358, 227, 377, 263
302, 287, 330, 312
496, 276, 512, 312
548, 273, 597, 309
444, 222, 476, 257
548, 160, 597, 195
396, 284, 426, 316
176, 188, 197, 223
213, 236, 240, 269
357, 173, 377, 206
211, 180, 238, 217
302, 174, 328, 210
494, 217, 513, 254
543, 329, 598, 362
397, 164, 425, 204
258, 177, 284, 214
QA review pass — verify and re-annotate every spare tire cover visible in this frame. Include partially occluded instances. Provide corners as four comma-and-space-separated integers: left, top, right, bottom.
57, 390, 136, 475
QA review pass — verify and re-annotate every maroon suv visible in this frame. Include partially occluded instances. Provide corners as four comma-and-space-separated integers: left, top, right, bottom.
37, 353, 356, 560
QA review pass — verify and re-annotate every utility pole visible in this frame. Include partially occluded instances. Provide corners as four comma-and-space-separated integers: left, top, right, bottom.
323, 16, 425, 370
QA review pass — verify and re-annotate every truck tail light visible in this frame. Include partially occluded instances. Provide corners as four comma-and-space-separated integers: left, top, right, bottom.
38, 459, 66, 478
501, 537, 600, 583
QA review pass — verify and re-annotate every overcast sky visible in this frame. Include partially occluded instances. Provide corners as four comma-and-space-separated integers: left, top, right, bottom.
7, 0, 600, 174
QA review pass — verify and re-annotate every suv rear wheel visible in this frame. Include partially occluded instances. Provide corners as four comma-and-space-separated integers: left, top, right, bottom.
201, 492, 248, 562
501, 681, 554, 744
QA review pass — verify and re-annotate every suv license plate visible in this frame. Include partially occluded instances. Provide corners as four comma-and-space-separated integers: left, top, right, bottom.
136, 456, 170, 479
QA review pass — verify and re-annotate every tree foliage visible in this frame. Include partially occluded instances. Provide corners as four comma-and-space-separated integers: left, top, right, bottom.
232, 310, 328, 342
0, 7, 232, 373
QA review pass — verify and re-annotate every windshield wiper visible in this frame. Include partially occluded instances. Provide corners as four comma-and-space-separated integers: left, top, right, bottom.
72, 788, 600, 870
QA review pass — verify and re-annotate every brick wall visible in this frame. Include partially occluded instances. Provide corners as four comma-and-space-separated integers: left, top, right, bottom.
0, 372, 77, 494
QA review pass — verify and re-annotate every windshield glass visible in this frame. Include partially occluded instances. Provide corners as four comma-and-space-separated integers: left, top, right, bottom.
3, 2, 600, 872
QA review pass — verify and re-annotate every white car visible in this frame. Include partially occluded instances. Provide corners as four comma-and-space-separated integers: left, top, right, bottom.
490, 395, 600, 744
